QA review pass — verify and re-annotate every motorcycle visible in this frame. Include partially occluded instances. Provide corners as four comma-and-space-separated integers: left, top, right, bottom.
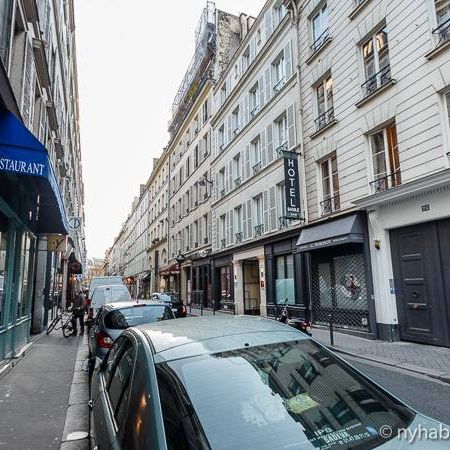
276, 300, 312, 336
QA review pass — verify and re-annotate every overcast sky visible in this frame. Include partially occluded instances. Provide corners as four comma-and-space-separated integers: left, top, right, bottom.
74, 0, 264, 259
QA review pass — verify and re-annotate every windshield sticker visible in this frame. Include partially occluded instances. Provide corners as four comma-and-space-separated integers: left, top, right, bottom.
285, 393, 319, 414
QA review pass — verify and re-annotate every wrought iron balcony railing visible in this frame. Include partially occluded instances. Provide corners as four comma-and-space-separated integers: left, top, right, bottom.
279, 216, 289, 229
433, 18, 450, 48
250, 104, 260, 117
220, 188, 225, 197
254, 224, 264, 237
234, 176, 241, 187
273, 77, 286, 93
314, 107, 335, 132
320, 194, 340, 215
275, 142, 288, 157
310, 28, 330, 53
235, 232, 243, 243
252, 161, 262, 174
361, 65, 392, 98
369, 169, 401, 193
221, 238, 226, 248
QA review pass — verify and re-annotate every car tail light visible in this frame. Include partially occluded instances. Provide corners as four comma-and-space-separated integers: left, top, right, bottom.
86, 298, 91, 306
181, 305, 187, 317
96, 331, 113, 349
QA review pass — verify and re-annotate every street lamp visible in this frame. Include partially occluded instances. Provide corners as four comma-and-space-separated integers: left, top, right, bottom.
175, 253, 186, 303
198, 177, 213, 186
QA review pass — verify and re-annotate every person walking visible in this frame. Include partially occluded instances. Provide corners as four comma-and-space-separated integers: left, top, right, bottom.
71, 290, 86, 336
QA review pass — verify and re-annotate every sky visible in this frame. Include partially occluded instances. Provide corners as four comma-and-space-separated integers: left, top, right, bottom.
74, 0, 264, 259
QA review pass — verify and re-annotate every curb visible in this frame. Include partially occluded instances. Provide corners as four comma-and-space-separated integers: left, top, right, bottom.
60, 336, 90, 450
327, 345, 450, 384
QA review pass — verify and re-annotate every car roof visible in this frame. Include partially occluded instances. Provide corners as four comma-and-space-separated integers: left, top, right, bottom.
102, 300, 168, 311
137, 315, 308, 363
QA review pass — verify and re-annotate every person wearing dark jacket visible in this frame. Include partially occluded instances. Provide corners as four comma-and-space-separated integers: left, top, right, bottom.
71, 290, 86, 336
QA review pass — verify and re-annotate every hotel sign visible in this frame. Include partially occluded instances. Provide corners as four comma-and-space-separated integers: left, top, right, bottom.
283, 151, 302, 219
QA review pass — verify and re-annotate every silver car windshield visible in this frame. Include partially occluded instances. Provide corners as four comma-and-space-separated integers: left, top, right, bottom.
156, 339, 415, 450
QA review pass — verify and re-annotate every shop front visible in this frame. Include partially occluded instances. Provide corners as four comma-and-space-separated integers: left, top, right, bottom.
0, 107, 68, 362
212, 254, 234, 313
296, 213, 376, 337
190, 255, 212, 309
159, 263, 180, 294
265, 235, 308, 320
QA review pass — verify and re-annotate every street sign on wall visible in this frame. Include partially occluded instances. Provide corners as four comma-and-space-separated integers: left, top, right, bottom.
68, 217, 81, 231
47, 235, 67, 252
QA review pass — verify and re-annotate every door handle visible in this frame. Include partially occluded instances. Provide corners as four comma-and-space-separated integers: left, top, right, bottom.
407, 303, 427, 310
88, 399, 94, 409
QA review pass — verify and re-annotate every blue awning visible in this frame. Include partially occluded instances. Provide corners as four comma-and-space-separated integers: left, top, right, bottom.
0, 109, 68, 234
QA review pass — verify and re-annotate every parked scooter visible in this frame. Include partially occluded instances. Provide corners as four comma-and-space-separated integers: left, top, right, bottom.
276, 300, 312, 336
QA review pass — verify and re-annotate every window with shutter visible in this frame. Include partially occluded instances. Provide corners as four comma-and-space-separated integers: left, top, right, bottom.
242, 202, 247, 240
285, 41, 293, 80
258, 75, 265, 108
265, 9, 273, 39
267, 124, 274, 162
245, 145, 250, 179
269, 187, 277, 231
263, 191, 269, 233
264, 67, 271, 103
247, 199, 253, 238
287, 104, 296, 149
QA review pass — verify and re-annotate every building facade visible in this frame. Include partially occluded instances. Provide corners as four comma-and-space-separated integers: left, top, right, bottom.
285, 0, 450, 344
146, 152, 169, 296
0, 0, 85, 362
210, 0, 303, 317
166, 3, 251, 306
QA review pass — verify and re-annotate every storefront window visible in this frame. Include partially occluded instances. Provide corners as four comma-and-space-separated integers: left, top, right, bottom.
311, 248, 369, 330
0, 211, 10, 326
17, 233, 32, 318
220, 266, 232, 301
275, 254, 295, 305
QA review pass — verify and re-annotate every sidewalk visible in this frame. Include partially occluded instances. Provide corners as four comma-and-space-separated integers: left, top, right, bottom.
0, 332, 90, 450
312, 327, 450, 383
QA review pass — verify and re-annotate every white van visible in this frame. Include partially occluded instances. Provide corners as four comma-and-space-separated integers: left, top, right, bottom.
89, 285, 132, 319
88, 276, 123, 301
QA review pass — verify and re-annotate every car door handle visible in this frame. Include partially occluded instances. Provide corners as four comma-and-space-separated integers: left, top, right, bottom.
88, 399, 94, 409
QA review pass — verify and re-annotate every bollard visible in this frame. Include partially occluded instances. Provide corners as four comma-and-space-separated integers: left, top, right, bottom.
328, 313, 334, 347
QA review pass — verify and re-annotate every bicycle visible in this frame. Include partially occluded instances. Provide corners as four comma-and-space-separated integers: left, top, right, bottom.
46, 308, 75, 338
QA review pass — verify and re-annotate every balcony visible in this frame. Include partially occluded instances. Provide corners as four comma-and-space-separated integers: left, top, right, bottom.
314, 107, 335, 132
433, 18, 450, 48
275, 142, 288, 157
320, 194, 340, 215
310, 28, 330, 53
221, 238, 226, 249
204, 236, 209, 244
252, 161, 262, 174
273, 78, 286, 93
220, 188, 225, 198
250, 104, 260, 118
361, 65, 393, 99
369, 169, 402, 193
254, 224, 263, 237
235, 232, 243, 243
234, 176, 241, 187
233, 127, 240, 135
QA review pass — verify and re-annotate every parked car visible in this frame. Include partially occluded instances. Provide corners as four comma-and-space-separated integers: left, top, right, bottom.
151, 292, 186, 318
91, 316, 450, 450
87, 284, 132, 323
88, 300, 174, 362
87, 276, 123, 312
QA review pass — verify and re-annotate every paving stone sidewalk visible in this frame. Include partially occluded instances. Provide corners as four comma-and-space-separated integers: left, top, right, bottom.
0, 332, 90, 450
312, 327, 450, 383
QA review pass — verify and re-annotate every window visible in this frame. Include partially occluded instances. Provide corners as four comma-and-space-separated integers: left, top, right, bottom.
218, 167, 225, 196
315, 76, 334, 131
251, 137, 261, 172
249, 82, 259, 117
242, 46, 250, 72
218, 125, 225, 150
275, 254, 295, 304
0, 212, 11, 324
273, 3, 286, 27
186, 156, 190, 177
275, 113, 287, 150
311, 4, 329, 52
235, 206, 243, 240
234, 63, 238, 79
273, 53, 286, 91
370, 122, 401, 192
232, 106, 240, 134
220, 84, 227, 104
434, 0, 450, 46
256, 28, 262, 44
320, 154, 340, 215
107, 343, 135, 428
253, 195, 263, 235
362, 27, 391, 97
202, 99, 208, 123
233, 153, 241, 185
220, 214, 226, 247
194, 145, 199, 168
445, 92, 450, 143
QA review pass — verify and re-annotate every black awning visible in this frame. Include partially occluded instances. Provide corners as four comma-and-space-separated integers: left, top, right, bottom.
0, 108, 68, 234
296, 214, 365, 251
141, 271, 152, 281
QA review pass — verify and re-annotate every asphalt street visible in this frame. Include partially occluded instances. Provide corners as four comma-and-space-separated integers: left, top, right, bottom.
345, 356, 450, 425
